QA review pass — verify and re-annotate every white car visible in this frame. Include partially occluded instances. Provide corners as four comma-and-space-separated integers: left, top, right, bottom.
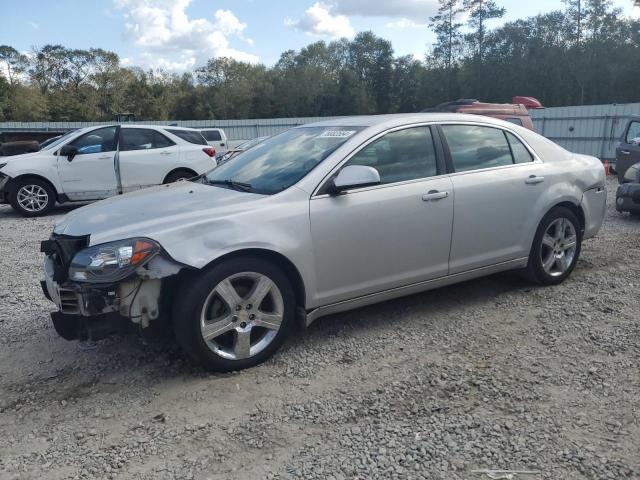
0, 125, 217, 216
199, 128, 228, 153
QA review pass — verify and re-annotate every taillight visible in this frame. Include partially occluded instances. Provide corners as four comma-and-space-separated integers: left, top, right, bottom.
203, 147, 216, 158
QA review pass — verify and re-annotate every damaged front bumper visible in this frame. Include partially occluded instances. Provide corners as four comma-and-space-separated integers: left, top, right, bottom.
42, 242, 184, 341
616, 183, 640, 213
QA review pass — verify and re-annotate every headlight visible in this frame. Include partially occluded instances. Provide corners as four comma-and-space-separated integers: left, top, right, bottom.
68, 238, 160, 283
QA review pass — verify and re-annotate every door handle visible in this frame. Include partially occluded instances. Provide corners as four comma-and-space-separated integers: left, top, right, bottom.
159, 151, 172, 155
98, 155, 112, 159
422, 190, 449, 202
619, 150, 631, 155
525, 175, 545, 185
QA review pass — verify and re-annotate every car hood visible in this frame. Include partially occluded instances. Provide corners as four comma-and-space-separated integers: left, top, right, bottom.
1, 151, 43, 164
54, 180, 267, 245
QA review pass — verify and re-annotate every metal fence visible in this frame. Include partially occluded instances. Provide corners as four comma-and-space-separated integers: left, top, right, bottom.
530, 103, 640, 160
2, 102, 639, 159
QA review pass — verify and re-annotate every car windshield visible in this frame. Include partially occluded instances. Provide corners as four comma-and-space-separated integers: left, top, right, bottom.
237, 136, 268, 150
205, 127, 361, 194
40, 130, 77, 151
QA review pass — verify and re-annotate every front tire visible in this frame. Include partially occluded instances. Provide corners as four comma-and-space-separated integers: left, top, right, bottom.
525, 207, 582, 285
172, 257, 295, 372
9, 177, 56, 217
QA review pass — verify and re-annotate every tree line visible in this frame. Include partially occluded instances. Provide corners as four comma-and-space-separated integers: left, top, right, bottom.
0, 0, 637, 122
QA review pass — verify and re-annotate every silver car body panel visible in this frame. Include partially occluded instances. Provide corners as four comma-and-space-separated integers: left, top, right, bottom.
50, 113, 606, 320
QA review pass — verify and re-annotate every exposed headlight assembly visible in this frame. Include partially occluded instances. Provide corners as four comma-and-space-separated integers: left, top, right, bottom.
623, 163, 640, 184
68, 238, 160, 283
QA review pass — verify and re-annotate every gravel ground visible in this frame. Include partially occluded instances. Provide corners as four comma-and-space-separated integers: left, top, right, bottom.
0, 176, 638, 480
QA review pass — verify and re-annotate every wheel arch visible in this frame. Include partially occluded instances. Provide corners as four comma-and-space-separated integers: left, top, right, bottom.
163, 168, 198, 184
198, 248, 307, 310
549, 201, 586, 233
8, 173, 60, 200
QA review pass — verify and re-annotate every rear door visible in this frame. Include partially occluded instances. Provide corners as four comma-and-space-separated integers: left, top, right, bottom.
616, 119, 640, 182
118, 128, 178, 192
440, 123, 549, 274
57, 126, 119, 200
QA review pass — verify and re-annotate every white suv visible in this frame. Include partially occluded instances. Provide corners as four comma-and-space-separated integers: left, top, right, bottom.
0, 125, 217, 216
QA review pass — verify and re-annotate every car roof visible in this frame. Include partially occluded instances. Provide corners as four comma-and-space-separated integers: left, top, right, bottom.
300, 113, 513, 130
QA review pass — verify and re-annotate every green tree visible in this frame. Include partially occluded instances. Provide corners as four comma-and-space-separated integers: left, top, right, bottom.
429, 0, 464, 98
463, 0, 506, 58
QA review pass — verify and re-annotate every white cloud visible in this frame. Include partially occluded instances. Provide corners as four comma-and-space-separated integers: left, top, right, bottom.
113, 0, 258, 71
386, 18, 428, 29
286, 2, 355, 39
333, 0, 438, 20
28, 21, 39, 30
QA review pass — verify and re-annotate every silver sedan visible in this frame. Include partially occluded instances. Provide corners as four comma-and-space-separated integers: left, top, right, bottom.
42, 114, 606, 371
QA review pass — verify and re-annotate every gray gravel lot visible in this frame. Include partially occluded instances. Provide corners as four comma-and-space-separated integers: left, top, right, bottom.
0, 176, 638, 480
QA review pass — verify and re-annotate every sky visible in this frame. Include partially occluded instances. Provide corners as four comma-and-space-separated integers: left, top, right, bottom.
1, 0, 639, 71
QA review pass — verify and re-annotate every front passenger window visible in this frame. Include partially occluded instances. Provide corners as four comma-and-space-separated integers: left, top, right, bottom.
67, 127, 117, 155
626, 121, 640, 144
442, 125, 513, 172
345, 127, 438, 185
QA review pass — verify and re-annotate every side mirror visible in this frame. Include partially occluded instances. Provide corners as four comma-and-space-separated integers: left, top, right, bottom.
329, 165, 381, 195
59, 145, 78, 162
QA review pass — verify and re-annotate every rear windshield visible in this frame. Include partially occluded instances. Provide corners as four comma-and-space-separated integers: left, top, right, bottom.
202, 130, 222, 141
165, 129, 208, 145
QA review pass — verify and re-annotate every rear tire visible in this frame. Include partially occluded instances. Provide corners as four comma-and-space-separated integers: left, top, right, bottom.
9, 177, 56, 217
524, 207, 582, 285
172, 257, 295, 372
164, 169, 197, 183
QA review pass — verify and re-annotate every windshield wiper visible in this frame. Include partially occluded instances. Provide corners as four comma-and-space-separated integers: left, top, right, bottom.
206, 179, 254, 192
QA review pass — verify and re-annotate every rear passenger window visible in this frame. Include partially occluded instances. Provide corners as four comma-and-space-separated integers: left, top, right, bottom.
442, 125, 512, 172
506, 132, 533, 163
120, 129, 175, 151
202, 130, 222, 141
345, 127, 438, 184
166, 129, 208, 145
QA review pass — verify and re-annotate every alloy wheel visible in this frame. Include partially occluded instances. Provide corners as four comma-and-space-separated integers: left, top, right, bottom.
200, 272, 284, 360
540, 217, 578, 277
16, 184, 49, 213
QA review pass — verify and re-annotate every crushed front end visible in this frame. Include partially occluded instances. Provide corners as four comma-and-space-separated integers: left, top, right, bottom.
41, 234, 184, 341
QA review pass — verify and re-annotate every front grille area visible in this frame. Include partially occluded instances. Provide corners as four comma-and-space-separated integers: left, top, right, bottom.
58, 288, 81, 314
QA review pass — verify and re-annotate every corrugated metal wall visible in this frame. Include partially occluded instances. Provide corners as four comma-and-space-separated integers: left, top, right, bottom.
531, 103, 640, 160
2, 103, 639, 159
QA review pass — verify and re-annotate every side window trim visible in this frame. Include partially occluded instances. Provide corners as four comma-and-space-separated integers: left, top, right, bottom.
625, 121, 640, 144
65, 125, 120, 156
314, 123, 446, 196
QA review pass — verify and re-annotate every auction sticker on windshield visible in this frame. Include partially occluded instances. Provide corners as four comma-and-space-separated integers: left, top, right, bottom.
318, 130, 356, 138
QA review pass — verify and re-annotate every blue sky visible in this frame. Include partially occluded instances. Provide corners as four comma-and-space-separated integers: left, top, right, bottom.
1, 0, 638, 70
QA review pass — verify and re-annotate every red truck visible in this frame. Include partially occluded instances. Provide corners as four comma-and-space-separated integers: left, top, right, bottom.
424, 96, 544, 131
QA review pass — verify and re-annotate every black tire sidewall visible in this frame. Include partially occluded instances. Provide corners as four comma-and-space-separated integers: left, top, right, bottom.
172, 257, 296, 372
528, 207, 582, 285
165, 170, 195, 183
9, 178, 56, 217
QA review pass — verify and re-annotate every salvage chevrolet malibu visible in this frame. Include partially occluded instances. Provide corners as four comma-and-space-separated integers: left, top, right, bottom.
41, 114, 607, 371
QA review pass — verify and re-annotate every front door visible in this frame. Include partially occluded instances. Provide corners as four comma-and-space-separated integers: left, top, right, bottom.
310, 126, 454, 306
440, 124, 549, 274
616, 119, 640, 182
57, 126, 119, 201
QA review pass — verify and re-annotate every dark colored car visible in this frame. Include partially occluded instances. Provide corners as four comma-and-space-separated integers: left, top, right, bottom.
0, 140, 40, 156
423, 96, 543, 131
615, 116, 640, 182
615, 162, 640, 214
